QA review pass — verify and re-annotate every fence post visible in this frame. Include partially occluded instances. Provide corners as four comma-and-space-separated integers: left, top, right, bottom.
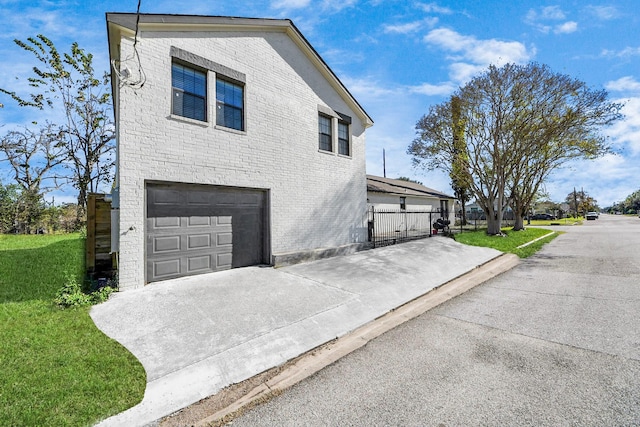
370, 206, 375, 248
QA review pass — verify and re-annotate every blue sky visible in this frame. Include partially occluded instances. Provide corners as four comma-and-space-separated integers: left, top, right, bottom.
1, 1, 638, 207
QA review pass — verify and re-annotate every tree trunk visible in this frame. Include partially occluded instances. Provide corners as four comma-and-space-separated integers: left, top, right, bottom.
513, 215, 525, 231
486, 215, 502, 235
461, 199, 468, 226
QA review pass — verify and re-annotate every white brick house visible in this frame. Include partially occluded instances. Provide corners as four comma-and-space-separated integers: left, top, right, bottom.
106, 14, 373, 290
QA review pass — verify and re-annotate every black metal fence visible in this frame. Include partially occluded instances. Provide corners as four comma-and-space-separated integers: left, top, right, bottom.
368, 207, 446, 248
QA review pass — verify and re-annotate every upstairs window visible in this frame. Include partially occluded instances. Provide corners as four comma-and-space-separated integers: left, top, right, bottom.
172, 63, 206, 121
216, 78, 244, 131
318, 114, 333, 152
338, 120, 350, 156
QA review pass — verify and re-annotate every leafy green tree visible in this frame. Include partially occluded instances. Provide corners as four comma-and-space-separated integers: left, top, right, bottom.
450, 95, 473, 225
409, 62, 622, 234
0, 124, 66, 233
0, 182, 20, 233
396, 176, 424, 185
564, 189, 598, 216
0, 35, 115, 224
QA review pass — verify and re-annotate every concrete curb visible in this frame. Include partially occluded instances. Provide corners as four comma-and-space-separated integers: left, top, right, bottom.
191, 253, 520, 426
516, 231, 556, 249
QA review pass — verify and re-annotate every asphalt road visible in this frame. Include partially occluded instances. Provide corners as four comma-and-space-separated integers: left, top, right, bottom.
231, 214, 640, 426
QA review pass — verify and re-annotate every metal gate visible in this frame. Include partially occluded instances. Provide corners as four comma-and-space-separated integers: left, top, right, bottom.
368, 207, 443, 248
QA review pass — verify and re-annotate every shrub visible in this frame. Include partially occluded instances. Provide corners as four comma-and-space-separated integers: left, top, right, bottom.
54, 272, 116, 308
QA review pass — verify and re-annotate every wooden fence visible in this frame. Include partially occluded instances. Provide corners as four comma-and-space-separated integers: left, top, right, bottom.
86, 193, 113, 277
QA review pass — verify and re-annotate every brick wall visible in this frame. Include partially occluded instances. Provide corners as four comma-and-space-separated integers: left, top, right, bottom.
114, 30, 369, 289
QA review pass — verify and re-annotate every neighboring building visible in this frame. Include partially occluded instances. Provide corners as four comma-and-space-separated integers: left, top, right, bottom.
465, 202, 515, 220
366, 175, 456, 223
106, 14, 373, 290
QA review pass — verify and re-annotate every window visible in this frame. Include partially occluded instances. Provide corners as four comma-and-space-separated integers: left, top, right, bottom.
338, 120, 350, 156
318, 114, 332, 151
216, 78, 244, 131
400, 197, 406, 210
172, 63, 206, 121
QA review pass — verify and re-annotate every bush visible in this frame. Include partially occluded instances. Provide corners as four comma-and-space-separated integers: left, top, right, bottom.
54, 272, 116, 308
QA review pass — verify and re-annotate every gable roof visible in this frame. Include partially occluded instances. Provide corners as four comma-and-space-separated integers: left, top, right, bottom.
367, 175, 454, 199
105, 13, 373, 128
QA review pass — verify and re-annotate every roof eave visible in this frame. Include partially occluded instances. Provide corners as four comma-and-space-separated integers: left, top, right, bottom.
105, 13, 373, 128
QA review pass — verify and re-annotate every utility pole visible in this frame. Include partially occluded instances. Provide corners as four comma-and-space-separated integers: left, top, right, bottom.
383, 148, 386, 178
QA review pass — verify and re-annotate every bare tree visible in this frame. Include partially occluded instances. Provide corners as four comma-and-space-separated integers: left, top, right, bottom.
1, 125, 66, 194
409, 62, 622, 235
0, 35, 115, 223
0, 125, 66, 232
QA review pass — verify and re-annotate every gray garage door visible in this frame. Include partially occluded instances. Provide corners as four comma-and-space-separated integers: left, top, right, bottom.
146, 183, 267, 282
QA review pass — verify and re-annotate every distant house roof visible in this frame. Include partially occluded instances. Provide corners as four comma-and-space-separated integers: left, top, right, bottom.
367, 175, 454, 199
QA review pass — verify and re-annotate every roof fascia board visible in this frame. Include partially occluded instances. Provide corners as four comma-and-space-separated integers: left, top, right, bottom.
105, 13, 373, 128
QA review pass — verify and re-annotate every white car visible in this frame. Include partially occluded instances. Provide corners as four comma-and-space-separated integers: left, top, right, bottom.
586, 212, 598, 220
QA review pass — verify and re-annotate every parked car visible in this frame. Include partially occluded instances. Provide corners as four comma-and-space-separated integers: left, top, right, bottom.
531, 213, 556, 220
586, 211, 598, 220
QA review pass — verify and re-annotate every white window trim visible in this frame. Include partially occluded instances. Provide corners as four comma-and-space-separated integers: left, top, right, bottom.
170, 46, 247, 132
318, 105, 352, 157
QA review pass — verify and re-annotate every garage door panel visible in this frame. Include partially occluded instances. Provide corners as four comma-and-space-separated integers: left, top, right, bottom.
217, 232, 233, 246
217, 253, 233, 269
152, 188, 183, 205
153, 217, 181, 228
236, 192, 263, 207
217, 216, 232, 225
187, 255, 211, 272
153, 259, 181, 278
187, 234, 211, 250
186, 190, 212, 206
188, 216, 212, 227
146, 184, 266, 283
153, 235, 181, 253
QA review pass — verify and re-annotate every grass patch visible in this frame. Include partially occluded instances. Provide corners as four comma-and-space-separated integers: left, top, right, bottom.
0, 234, 145, 426
454, 227, 559, 258
528, 217, 582, 226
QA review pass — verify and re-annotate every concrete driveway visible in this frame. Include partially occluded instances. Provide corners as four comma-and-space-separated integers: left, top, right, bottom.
91, 236, 504, 426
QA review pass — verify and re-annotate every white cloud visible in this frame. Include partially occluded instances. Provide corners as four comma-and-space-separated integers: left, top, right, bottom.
424, 28, 534, 82
321, 0, 358, 12
547, 152, 639, 207
409, 82, 456, 96
271, 0, 356, 12
417, 2, 453, 15
606, 97, 640, 155
340, 76, 398, 100
601, 46, 640, 59
271, 0, 310, 9
525, 6, 577, 34
554, 21, 578, 34
586, 5, 620, 21
383, 18, 438, 34
526, 6, 565, 23
605, 76, 640, 94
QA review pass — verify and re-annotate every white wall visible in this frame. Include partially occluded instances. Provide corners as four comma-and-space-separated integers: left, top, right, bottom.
114, 30, 368, 289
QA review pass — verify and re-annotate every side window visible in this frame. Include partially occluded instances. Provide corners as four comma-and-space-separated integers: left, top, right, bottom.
172, 63, 206, 121
318, 114, 333, 152
400, 197, 406, 210
338, 120, 350, 156
216, 78, 244, 131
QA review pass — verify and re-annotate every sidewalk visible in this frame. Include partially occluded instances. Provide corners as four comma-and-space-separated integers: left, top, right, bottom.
91, 237, 512, 426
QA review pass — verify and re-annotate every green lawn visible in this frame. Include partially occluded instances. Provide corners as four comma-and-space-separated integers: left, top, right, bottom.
0, 234, 145, 426
454, 227, 558, 258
